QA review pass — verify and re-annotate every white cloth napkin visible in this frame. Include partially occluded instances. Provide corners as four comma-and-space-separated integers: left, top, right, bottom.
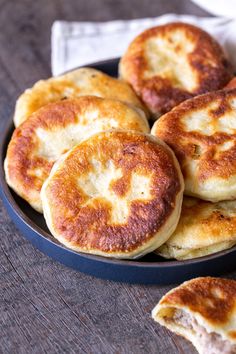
51, 14, 236, 77
191, 0, 236, 18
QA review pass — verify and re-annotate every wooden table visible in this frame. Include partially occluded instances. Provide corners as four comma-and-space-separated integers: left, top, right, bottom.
1, 1, 235, 353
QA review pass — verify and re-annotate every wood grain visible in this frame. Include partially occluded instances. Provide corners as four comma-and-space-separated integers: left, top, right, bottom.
0, 1, 235, 353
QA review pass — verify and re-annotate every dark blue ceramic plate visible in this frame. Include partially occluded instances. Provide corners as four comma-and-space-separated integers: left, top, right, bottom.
1, 58, 236, 284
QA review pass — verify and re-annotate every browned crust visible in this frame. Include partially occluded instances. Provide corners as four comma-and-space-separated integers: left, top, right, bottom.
13, 67, 149, 126
179, 198, 236, 240
164, 197, 236, 248
6, 100, 78, 206
120, 22, 233, 115
160, 277, 236, 331
44, 131, 182, 253
152, 89, 236, 182
6, 97, 149, 209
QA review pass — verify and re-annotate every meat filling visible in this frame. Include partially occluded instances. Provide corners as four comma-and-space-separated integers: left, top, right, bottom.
169, 310, 236, 354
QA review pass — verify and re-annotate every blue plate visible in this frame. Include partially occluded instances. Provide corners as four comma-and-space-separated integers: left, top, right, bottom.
1, 58, 236, 284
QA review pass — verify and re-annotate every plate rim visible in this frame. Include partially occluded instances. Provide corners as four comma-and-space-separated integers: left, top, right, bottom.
1, 58, 236, 274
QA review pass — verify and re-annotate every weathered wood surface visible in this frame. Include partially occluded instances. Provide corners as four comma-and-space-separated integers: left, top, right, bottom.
0, 1, 235, 353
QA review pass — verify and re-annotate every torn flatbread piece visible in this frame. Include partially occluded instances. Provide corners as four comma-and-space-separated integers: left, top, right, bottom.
152, 277, 236, 354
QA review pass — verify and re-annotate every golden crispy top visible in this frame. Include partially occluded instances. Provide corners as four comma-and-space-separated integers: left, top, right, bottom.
152, 89, 236, 184
159, 277, 236, 341
120, 22, 233, 116
5, 97, 149, 212
13, 67, 147, 127
42, 131, 183, 254
163, 197, 236, 249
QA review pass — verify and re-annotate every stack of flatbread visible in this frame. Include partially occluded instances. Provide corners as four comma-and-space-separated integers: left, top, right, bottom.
4, 22, 236, 353
5, 65, 185, 259
120, 22, 236, 261
5, 22, 236, 260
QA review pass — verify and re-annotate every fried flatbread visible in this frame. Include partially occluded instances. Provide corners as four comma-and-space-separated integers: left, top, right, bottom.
120, 22, 233, 118
5, 97, 149, 212
152, 277, 236, 354
156, 197, 236, 260
152, 89, 236, 202
14, 67, 148, 126
41, 130, 184, 259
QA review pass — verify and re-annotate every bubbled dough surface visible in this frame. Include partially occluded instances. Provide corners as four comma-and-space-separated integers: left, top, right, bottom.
156, 197, 236, 260
151, 89, 236, 202
5, 97, 149, 212
41, 131, 184, 259
120, 23, 233, 116
14, 67, 147, 127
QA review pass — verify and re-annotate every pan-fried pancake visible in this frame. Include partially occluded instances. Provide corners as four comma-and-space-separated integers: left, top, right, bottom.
152, 277, 236, 354
156, 197, 236, 260
5, 97, 149, 212
41, 130, 184, 259
13, 67, 148, 127
119, 22, 233, 119
151, 89, 236, 202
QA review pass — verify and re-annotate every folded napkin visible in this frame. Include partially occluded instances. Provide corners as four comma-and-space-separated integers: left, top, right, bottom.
191, 0, 236, 18
51, 14, 236, 76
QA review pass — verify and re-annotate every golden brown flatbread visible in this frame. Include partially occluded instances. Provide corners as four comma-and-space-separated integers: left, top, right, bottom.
156, 197, 236, 260
120, 22, 233, 119
5, 97, 149, 212
14, 67, 148, 126
151, 89, 236, 202
152, 277, 236, 354
41, 130, 184, 259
